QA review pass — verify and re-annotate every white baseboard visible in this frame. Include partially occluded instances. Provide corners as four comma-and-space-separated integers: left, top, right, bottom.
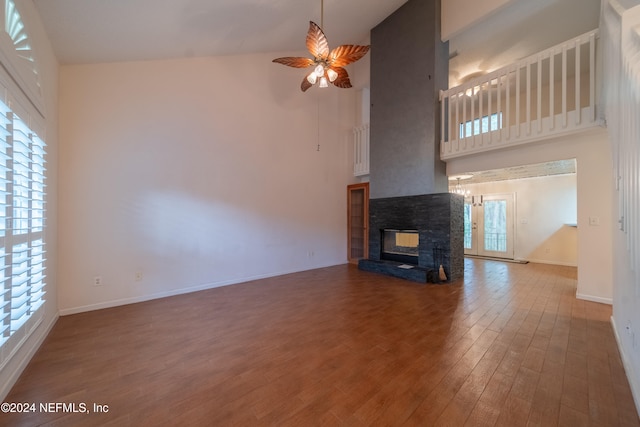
59, 262, 343, 316
522, 258, 578, 267
610, 316, 640, 417
576, 292, 613, 305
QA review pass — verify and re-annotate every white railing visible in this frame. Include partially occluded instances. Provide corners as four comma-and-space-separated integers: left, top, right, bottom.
440, 29, 601, 160
353, 123, 370, 176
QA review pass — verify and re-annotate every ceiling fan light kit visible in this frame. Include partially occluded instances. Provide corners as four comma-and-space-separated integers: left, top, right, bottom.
272, 17, 370, 92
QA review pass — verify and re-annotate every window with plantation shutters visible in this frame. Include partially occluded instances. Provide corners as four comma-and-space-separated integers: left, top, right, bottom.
0, 0, 46, 367
0, 98, 46, 349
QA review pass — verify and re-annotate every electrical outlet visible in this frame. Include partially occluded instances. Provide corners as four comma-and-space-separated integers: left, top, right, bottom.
93, 276, 102, 286
135, 272, 143, 282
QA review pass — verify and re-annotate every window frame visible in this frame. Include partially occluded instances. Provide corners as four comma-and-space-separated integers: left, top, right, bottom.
0, 0, 46, 370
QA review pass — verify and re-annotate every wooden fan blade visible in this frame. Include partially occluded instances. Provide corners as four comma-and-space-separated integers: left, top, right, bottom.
328, 45, 370, 67
272, 57, 315, 68
301, 76, 313, 92
330, 67, 352, 89
306, 21, 329, 60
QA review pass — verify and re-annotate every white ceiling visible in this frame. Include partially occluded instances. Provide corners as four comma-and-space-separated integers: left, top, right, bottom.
32, 0, 600, 183
449, 159, 577, 185
32, 0, 408, 64
33, 0, 601, 80
447, 0, 601, 87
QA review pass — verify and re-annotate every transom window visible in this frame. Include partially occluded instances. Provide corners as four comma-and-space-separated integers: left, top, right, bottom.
460, 112, 503, 138
5, 0, 32, 59
0, 0, 42, 112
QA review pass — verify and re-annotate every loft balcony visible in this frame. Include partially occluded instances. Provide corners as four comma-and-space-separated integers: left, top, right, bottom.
439, 29, 601, 161
351, 30, 602, 175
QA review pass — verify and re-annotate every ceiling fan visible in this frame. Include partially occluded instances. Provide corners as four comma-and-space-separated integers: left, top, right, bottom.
272, 2, 370, 92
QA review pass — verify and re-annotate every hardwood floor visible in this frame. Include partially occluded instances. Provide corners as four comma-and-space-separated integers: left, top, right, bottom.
3, 259, 639, 426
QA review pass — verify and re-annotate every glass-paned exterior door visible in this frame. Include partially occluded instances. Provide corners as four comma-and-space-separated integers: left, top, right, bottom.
464, 200, 477, 255
483, 199, 508, 252
463, 194, 514, 259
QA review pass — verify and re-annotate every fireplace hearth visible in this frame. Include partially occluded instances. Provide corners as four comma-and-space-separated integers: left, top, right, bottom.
358, 193, 463, 283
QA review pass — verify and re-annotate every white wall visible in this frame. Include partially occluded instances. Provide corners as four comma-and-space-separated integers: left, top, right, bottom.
441, 0, 515, 40
604, 0, 640, 415
612, 203, 640, 413
0, 0, 59, 400
58, 54, 356, 314
462, 173, 577, 265
447, 128, 613, 304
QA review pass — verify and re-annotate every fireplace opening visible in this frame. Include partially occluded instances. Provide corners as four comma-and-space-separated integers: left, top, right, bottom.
381, 229, 419, 264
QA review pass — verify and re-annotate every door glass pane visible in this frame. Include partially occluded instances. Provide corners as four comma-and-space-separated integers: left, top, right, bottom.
483, 200, 507, 252
350, 189, 365, 259
464, 202, 472, 250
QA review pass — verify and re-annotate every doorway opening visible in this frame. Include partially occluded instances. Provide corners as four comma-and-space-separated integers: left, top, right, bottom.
450, 159, 577, 264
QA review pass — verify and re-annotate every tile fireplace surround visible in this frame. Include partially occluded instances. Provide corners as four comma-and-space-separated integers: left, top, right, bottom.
359, 193, 464, 283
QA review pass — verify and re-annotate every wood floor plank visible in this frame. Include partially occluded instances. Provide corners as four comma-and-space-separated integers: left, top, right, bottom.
2, 260, 639, 426
558, 404, 590, 427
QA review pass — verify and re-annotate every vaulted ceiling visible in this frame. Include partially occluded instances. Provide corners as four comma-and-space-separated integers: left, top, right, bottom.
447, 0, 600, 87
32, 0, 600, 182
33, 0, 600, 81
32, 0, 408, 64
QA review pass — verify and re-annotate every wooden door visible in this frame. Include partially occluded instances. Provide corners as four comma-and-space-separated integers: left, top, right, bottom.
347, 183, 369, 263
